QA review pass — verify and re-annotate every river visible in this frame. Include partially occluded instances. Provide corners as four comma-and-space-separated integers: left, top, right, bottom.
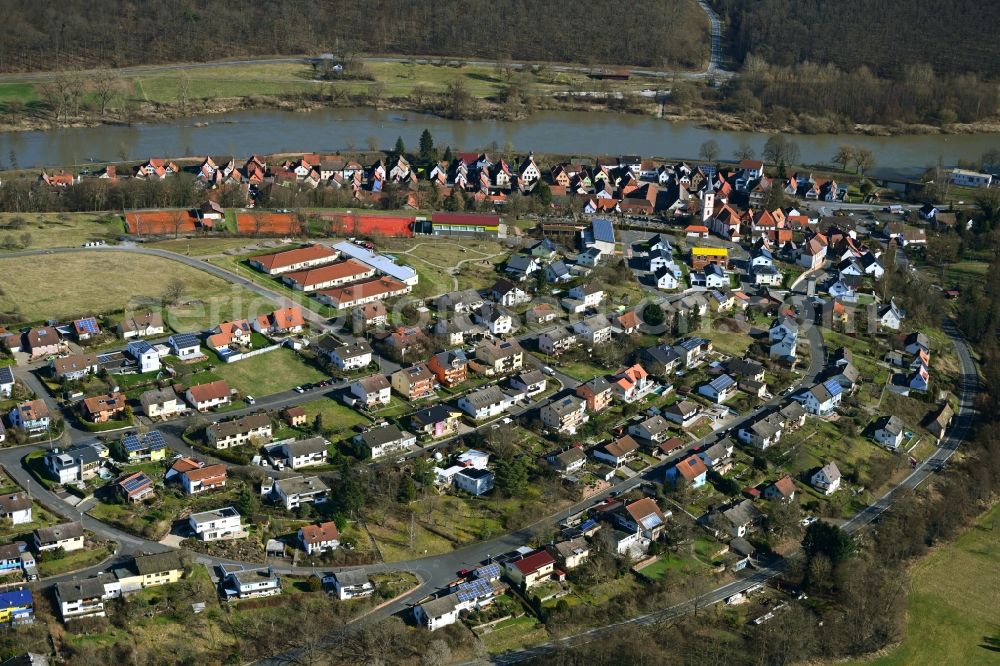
2, 108, 998, 178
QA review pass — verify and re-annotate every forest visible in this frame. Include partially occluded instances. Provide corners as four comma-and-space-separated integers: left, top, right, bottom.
0, 0, 708, 73
710, 0, 1000, 79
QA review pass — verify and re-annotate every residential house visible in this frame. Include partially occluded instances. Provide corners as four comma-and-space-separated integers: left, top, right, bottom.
55, 578, 114, 622
661, 401, 702, 429
25, 327, 61, 358
206, 413, 272, 449
801, 380, 843, 416
279, 437, 329, 469
699, 374, 737, 404
219, 565, 281, 600
325, 340, 373, 371
577, 247, 604, 268
185, 380, 231, 411
572, 314, 613, 346
640, 345, 682, 377
567, 283, 605, 309
281, 406, 307, 428
698, 438, 735, 472
329, 570, 375, 600
436, 289, 484, 315
0, 493, 31, 526
611, 310, 641, 335
114, 552, 185, 593
737, 415, 782, 450
119, 312, 165, 339
672, 337, 712, 368
540, 395, 589, 434
503, 254, 541, 281
350, 374, 392, 408
355, 423, 417, 459
35, 522, 85, 553
592, 435, 639, 467
81, 392, 126, 423
611, 364, 653, 403
120, 431, 167, 463
613, 498, 668, 539
298, 521, 340, 555
547, 446, 587, 474
475, 304, 516, 336
538, 327, 578, 356
73, 316, 101, 341
168, 333, 203, 360
667, 454, 708, 488
549, 537, 590, 570
690, 247, 729, 271
409, 405, 463, 439
352, 301, 388, 329
43, 443, 102, 484
654, 266, 679, 290
877, 300, 904, 330
189, 507, 245, 541
0, 588, 34, 626
546, 260, 573, 283
269, 475, 330, 510
114, 472, 155, 503
490, 279, 530, 307
505, 549, 556, 589
127, 340, 160, 373
454, 468, 495, 496
181, 464, 228, 495
140, 387, 184, 419
8, 400, 50, 433
811, 461, 842, 495
50, 353, 99, 381
720, 500, 764, 538
0, 366, 12, 398
629, 414, 673, 443
457, 385, 515, 420
763, 475, 797, 502
391, 364, 436, 401
254, 307, 306, 336
510, 370, 546, 397
475, 339, 524, 375
576, 376, 613, 412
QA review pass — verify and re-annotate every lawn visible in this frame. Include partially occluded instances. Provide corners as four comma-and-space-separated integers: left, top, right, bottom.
0, 212, 123, 250
0, 501, 62, 542
37, 542, 115, 577
636, 551, 708, 580
941, 260, 988, 286
0, 252, 269, 328
298, 397, 372, 433
856, 503, 1000, 666
211, 347, 327, 397
481, 615, 550, 655
698, 325, 754, 358
555, 358, 611, 382
146, 238, 265, 256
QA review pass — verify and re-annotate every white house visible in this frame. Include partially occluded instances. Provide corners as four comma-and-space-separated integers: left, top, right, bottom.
279, 437, 329, 469
328, 341, 373, 371
572, 314, 613, 346
168, 333, 203, 360
188, 507, 245, 541
801, 380, 843, 416
0, 492, 32, 525
567, 283, 605, 309
811, 461, 842, 495
327, 570, 374, 600
355, 423, 417, 459
698, 374, 737, 404
873, 415, 905, 450
298, 521, 340, 555
654, 266, 678, 290
457, 385, 513, 420
350, 374, 392, 408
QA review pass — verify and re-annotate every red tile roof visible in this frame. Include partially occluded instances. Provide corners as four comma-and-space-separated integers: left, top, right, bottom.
252, 244, 337, 272
300, 521, 340, 545
513, 549, 555, 576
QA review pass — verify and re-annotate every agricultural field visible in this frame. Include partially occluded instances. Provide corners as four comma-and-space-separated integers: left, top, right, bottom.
856, 503, 1000, 666
0, 252, 269, 327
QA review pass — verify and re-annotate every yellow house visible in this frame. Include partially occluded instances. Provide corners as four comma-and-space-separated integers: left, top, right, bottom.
115, 552, 185, 593
123, 431, 168, 463
0, 588, 33, 626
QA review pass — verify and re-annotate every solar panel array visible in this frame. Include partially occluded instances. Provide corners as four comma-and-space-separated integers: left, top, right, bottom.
123, 431, 167, 452
578, 519, 598, 532
640, 513, 663, 530
823, 379, 843, 396
121, 473, 152, 493
456, 578, 492, 603
474, 563, 501, 580
76, 317, 99, 334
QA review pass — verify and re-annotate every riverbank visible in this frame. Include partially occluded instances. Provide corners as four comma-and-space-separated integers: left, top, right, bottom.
4, 90, 1000, 139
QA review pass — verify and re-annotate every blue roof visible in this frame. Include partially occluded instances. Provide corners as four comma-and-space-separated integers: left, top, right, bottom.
640, 513, 663, 530
823, 379, 843, 396
0, 588, 32, 609
129, 340, 154, 354
591, 218, 615, 244
0, 366, 13, 385
119, 473, 153, 493
171, 333, 200, 348
122, 431, 166, 453
578, 518, 598, 532
456, 577, 492, 602
709, 374, 736, 391
474, 563, 501, 580
75, 317, 100, 334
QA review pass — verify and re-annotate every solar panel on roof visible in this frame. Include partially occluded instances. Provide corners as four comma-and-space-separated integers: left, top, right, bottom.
579, 519, 598, 532
823, 379, 843, 396
121, 474, 151, 493
640, 514, 663, 530
122, 434, 141, 452
76, 318, 99, 333
475, 563, 501, 580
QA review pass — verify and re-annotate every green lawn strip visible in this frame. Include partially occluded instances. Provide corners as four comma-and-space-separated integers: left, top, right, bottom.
37, 543, 115, 577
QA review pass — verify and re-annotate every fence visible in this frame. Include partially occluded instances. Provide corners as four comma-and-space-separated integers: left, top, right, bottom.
222, 343, 282, 364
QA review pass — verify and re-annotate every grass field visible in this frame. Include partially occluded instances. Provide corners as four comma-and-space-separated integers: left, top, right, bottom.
0, 212, 123, 250
210, 348, 327, 397
298, 397, 372, 433
37, 542, 114, 577
0, 252, 270, 327
146, 238, 265, 255
856, 503, 1000, 666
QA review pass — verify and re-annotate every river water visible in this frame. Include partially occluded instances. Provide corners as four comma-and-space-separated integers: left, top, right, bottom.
2, 108, 998, 178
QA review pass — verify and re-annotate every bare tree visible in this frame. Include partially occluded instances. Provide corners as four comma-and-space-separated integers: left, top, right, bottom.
833, 145, 857, 172
91, 69, 123, 117
854, 148, 876, 175
699, 139, 720, 162
170, 210, 187, 239
162, 278, 186, 305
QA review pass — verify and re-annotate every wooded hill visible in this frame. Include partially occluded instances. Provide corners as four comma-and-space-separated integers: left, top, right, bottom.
710, 0, 1000, 79
0, 0, 708, 73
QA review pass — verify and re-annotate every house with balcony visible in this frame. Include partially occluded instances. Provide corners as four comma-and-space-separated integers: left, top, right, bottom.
189, 507, 246, 541
355, 423, 417, 459
540, 395, 589, 435
391, 364, 436, 401
350, 374, 392, 408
